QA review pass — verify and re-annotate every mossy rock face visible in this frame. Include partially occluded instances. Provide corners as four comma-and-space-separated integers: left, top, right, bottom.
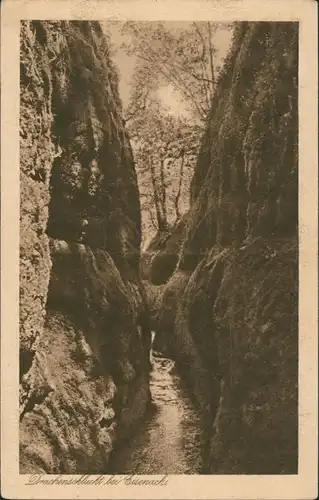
209, 238, 298, 474
20, 312, 117, 474
180, 22, 298, 266
172, 239, 298, 473
154, 270, 191, 355
46, 22, 141, 278
20, 22, 56, 377
162, 22, 298, 474
20, 21, 151, 473
142, 280, 165, 331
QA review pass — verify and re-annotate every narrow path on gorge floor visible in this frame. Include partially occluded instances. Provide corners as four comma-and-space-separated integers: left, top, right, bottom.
109, 334, 205, 474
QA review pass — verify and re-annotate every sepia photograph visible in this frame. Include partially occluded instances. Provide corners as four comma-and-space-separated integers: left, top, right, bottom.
19, 17, 299, 475
1, 1, 318, 499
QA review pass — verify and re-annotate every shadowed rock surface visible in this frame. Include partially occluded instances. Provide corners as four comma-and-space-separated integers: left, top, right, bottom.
140, 215, 189, 285
20, 21, 151, 473
144, 22, 298, 474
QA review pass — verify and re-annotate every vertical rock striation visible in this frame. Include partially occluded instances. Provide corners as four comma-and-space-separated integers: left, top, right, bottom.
20, 21, 151, 473
150, 22, 298, 473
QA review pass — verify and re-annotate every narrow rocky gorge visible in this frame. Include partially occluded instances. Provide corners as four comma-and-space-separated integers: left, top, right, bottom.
20, 20, 298, 475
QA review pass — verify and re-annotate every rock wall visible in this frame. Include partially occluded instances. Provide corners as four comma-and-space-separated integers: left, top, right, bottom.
140, 215, 189, 285
150, 22, 298, 473
19, 21, 151, 473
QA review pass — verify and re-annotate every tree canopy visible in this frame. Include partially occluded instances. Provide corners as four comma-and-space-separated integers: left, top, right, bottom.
126, 97, 200, 231
121, 21, 232, 123
111, 21, 233, 236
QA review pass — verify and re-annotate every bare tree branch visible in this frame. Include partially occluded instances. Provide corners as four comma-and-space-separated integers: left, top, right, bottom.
174, 150, 185, 221
129, 42, 207, 120
207, 22, 216, 96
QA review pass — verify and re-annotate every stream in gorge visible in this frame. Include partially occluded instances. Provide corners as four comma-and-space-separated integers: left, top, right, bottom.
109, 333, 206, 474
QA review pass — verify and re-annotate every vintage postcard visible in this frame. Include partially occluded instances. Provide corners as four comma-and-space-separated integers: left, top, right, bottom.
1, 0, 318, 498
